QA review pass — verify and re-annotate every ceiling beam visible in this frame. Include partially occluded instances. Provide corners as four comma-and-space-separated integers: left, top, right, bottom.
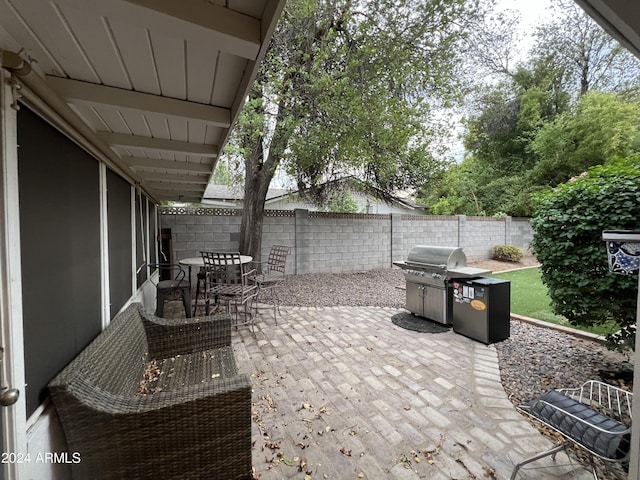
56, 0, 260, 60
151, 191, 203, 202
97, 131, 218, 157
139, 172, 209, 184
145, 183, 205, 195
124, 156, 212, 173
47, 77, 230, 127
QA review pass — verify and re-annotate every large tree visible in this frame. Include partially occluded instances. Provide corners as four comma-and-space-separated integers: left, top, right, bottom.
532, 0, 640, 96
226, 0, 484, 260
427, 0, 640, 218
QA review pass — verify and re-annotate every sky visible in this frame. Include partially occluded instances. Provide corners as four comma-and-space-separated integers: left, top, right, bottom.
496, 0, 555, 52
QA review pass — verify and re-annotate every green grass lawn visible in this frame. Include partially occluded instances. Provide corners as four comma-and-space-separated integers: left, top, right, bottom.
489, 267, 618, 337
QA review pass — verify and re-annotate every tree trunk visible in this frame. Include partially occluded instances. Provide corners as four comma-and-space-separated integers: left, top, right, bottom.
239, 140, 275, 263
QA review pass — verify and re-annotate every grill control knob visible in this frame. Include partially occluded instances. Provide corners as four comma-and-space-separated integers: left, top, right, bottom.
432, 273, 441, 279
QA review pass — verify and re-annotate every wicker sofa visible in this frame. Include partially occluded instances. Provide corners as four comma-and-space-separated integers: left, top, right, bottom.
48, 303, 252, 480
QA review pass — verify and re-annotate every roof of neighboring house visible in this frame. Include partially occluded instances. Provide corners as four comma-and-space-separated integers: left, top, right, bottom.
202, 178, 423, 211
203, 184, 289, 202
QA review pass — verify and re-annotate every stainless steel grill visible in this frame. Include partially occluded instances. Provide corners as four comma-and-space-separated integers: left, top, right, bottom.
393, 245, 490, 325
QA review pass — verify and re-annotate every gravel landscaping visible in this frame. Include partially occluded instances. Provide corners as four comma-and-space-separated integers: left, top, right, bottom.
277, 263, 634, 406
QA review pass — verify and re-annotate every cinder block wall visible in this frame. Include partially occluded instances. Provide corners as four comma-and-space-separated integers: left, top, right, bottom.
159, 207, 533, 274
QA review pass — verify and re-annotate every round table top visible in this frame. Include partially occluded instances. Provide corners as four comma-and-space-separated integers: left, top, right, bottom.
179, 255, 252, 266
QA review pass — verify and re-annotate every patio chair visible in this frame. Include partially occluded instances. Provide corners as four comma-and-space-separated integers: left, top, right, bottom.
149, 263, 191, 318
201, 252, 258, 332
251, 245, 290, 323
511, 380, 632, 480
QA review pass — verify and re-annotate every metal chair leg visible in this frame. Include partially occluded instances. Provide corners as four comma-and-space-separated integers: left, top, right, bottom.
510, 443, 568, 480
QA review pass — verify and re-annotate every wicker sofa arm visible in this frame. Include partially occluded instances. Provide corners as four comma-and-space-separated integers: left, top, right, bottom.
51, 375, 252, 479
138, 305, 232, 358
56, 373, 251, 414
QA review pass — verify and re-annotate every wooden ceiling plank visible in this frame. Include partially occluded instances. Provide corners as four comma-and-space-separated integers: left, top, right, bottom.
46, 76, 230, 127
56, 2, 132, 88
140, 172, 209, 184
146, 183, 205, 194
211, 52, 247, 109
167, 117, 188, 143
55, 0, 260, 60
185, 42, 219, 104
125, 156, 212, 173
6, 0, 100, 81
151, 193, 202, 202
150, 31, 187, 100
124, 0, 259, 58
97, 131, 218, 156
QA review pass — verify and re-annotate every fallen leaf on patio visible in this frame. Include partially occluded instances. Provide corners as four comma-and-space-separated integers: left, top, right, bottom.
211, 373, 220, 378
357, 473, 364, 478
340, 447, 351, 457
403, 405, 411, 410
302, 403, 312, 410
296, 442, 308, 449
485, 467, 497, 479
349, 430, 356, 436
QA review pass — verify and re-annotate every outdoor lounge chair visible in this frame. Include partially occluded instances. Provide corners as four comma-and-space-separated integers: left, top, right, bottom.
511, 380, 632, 480
48, 303, 252, 480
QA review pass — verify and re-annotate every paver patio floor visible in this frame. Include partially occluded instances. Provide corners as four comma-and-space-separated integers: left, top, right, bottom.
213, 304, 594, 480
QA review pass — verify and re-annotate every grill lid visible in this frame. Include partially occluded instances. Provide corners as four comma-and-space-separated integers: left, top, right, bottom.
405, 245, 467, 270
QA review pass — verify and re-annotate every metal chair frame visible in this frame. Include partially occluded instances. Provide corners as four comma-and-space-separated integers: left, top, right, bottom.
149, 263, 191, 318
511, 380, 632, 480
201, 252, 258, 333
251, 245, 290, 323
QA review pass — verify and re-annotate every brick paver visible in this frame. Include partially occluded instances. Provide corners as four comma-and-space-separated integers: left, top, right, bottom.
226, 305, 593, 480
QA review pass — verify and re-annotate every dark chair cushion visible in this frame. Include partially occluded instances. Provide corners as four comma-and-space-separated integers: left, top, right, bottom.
528, 390, 631, 460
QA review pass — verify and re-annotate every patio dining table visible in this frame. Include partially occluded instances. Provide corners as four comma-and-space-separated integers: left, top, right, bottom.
179, 255, 253, 281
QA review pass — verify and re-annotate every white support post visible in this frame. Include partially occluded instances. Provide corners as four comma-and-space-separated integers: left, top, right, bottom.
0, 68, 28, 480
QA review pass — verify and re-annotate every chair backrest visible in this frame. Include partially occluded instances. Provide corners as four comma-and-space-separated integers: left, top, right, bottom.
149, 263, 185, 284
266, 245, 290, 274
201, 251, 244, 285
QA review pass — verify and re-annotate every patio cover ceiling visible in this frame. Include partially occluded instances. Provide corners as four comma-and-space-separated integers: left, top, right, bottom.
575, 0, 640, 60
0, 0, 285, 203
1, 0, 637, 205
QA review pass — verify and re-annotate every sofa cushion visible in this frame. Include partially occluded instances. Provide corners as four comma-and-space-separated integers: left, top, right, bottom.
528, 390, 631, 460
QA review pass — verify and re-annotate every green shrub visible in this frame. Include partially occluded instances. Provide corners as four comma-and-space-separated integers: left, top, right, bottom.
491, 245, 524, 262
530, 158, 640, 351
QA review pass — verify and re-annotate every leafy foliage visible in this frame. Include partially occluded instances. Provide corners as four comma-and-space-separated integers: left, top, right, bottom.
326, 192, 359, 213
528, 91, 640, 186
422, 1, 640, 218
228, 0, 484, 259
530, 159, 640, 350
